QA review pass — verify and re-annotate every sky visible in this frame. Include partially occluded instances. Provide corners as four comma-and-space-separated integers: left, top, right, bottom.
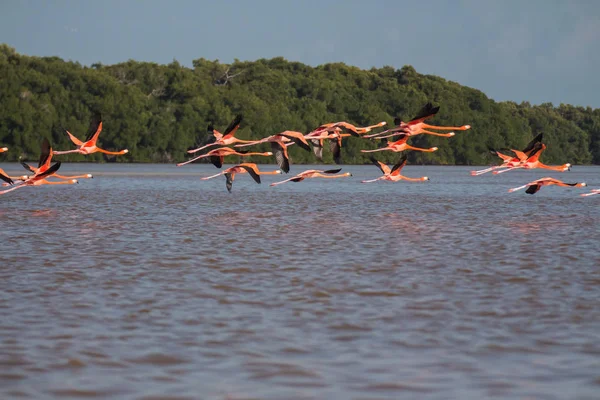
1, 0, 599, 108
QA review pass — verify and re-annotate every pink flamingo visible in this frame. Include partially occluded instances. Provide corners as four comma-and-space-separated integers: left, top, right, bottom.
54, 113, 128, 156
235, 131, 310, 173
270, 168, 352, 186
360, 134, 438, 154
471, 133, 544, 176
177, 147, 273, 167
201, 163, 282, 192
21, 138, 93, 180
187, 114, 256, 153
364, 103, 470, 139
0, 161, 78, 195
508, 177, 586, 194
492, 144, 571, 175
362, 156, 430, 183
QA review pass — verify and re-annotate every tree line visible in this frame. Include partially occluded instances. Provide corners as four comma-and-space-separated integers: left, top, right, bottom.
1, 44, 599, 166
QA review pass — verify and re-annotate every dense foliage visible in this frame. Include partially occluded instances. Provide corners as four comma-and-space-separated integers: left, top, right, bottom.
1, 44, 598, 165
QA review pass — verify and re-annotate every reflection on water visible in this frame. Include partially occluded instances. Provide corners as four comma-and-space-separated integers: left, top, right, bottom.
1, 163, 600, 399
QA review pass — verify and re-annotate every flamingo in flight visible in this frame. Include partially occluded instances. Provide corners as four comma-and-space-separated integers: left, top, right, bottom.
54, 113, 128, 156
360, 134, 438, 154
309, 121, 387, 137
20, 138, 93, 180
0, 161, 78, 195
176, 146, 273, 167
187, 114, 256, 154
364, 103, 470, 139
471, 133, 544, 176
0, 147, 8, 153
508, 177, 586, 194
201, 163, 282, 192
492, 143, 571, 175
362, 156, 430, 183
235, 131, 311, 173
270, 168, 352, 186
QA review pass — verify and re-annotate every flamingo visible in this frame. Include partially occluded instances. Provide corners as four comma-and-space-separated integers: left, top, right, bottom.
270, 168, 352, 186
235, 131, 311, 173
201, 163, 282, 192
176, 147, 273, 167
364, 103, 470, 139
492, 143, 571, 175
360, 134, 438, 154
187, 114, 256, 154
508, 177, 586, 194
362, 156, 430, 183
20, 138, 93, 180
581, 189, 600, 197
0, 161, 78, 195
308, 121, 387, 137
54, 113, 128, 156
0, 147, 8, 153
471, 133, 544, 176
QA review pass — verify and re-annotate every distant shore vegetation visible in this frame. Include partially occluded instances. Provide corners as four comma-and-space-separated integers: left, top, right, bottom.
1, 44, 598, 166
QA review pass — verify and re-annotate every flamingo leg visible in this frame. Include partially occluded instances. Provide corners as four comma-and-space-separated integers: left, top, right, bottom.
508, 184, 529, 193
177, 154, 208, 167
493, 166, 523, 175
188, 143, 218, 154
361, 177, 384, 183
53, 149, 82, 155
200, 172, 225, 180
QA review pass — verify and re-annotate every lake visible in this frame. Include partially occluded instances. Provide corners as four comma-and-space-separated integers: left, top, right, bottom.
1, 162, 599, 399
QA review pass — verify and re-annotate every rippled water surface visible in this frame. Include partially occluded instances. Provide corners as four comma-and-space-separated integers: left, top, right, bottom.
1, 163, 599, 399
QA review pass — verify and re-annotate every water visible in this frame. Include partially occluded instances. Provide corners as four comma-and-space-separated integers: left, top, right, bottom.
1, 162, 599, 399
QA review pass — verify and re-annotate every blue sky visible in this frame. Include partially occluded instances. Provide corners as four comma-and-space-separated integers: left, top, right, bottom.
1, 0, 599, 108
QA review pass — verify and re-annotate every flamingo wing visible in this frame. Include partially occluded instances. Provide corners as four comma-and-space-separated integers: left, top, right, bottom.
0, 169, 14, 185
390, 155, 408, 175
271, 142, 289, 173
84, 112, 103, 142
329, 138, 342, 164
310, 139, 323, 161
238, 164, 261, 184
208, 123, 223, 141
64, 129, 84, 146
322, 168, 342, 174
224, 172, 234, 193
279, 131, 311, 152
34, 161, 62, 180
222, 114, 243, 140
290, 176, 305, 183
510, 149, 529, 162
525, 184, 541, 195
20, 161, 36, 174
370, 157, 390, 175
38, 138, 52, 169
522, 133, 544, 155
408, 102, 440, 124
209, 155, 223, 168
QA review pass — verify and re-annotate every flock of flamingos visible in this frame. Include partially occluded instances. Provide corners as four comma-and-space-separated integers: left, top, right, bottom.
1, 103, 598, 196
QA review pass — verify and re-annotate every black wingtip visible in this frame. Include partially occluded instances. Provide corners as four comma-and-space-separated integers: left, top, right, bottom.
323, 168, 342, 174
393, 117, 402, 126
